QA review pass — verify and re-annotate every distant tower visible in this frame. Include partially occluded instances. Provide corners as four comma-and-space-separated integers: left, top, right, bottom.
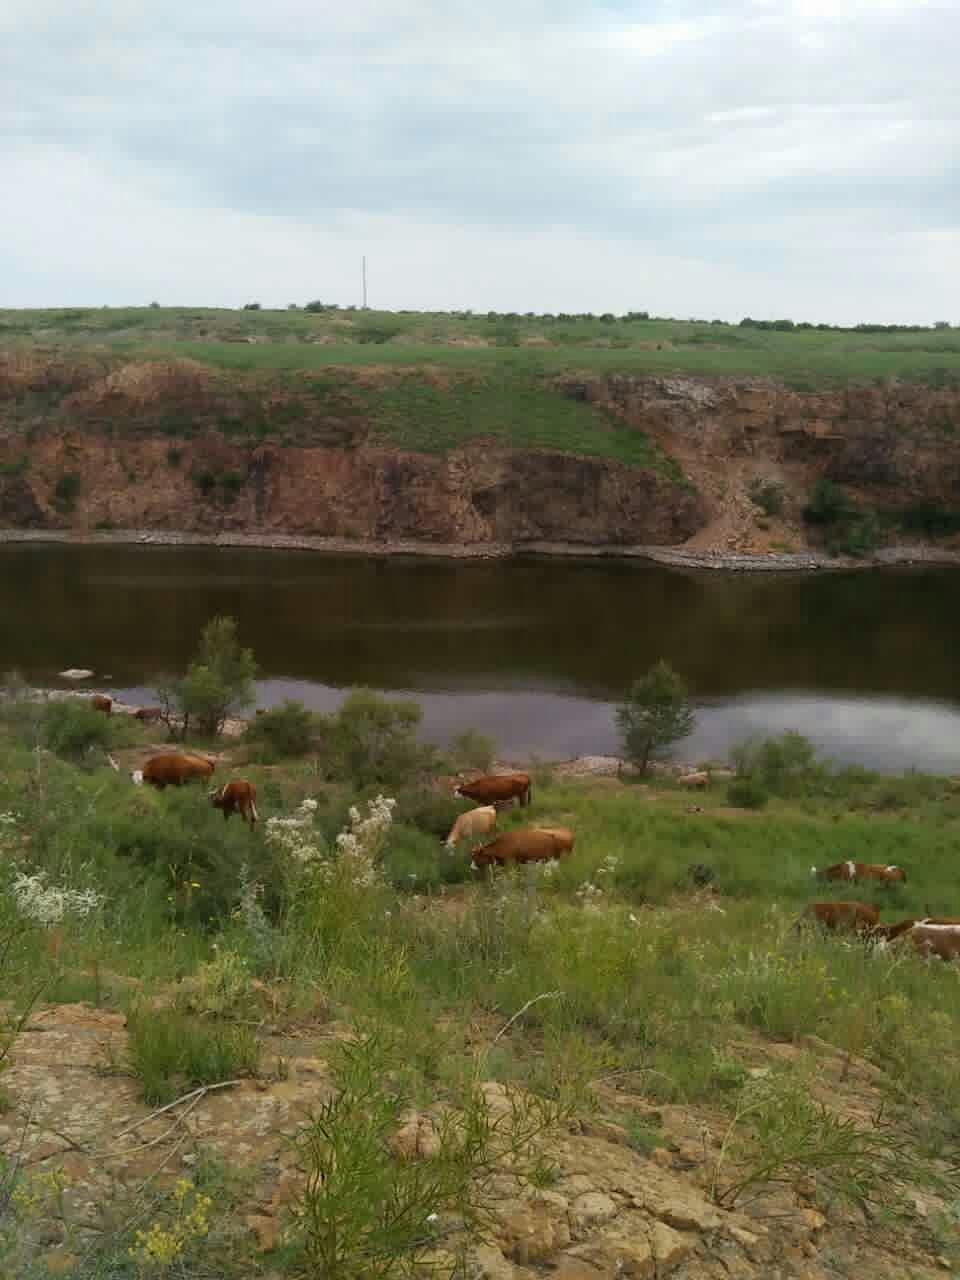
362, 256, 368, 309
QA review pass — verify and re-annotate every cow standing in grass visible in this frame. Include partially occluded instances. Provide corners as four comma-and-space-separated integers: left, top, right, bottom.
455, 772, 531, 809
210, 780, 259, 828
132, 752, 216, 789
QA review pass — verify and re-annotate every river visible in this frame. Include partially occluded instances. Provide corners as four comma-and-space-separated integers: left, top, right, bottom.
2, 544, 959, 772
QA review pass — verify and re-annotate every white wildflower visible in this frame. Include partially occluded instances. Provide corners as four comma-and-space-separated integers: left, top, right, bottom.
12, 871, 104, 928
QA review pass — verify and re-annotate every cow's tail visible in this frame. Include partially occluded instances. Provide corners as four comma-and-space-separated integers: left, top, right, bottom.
525, 779, 532, 807
250, 800, 259, 825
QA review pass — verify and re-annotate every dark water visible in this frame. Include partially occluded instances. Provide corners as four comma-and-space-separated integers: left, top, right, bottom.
1, 545, 959, 772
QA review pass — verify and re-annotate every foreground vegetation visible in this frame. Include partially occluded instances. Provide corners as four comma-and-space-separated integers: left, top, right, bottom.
2, 683, 960, 1276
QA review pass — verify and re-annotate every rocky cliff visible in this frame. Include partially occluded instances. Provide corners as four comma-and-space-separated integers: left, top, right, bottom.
2, 352, 959, 557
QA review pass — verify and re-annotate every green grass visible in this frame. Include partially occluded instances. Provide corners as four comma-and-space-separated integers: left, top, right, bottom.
4, 697, 960, 1272
3, 304, 959, 386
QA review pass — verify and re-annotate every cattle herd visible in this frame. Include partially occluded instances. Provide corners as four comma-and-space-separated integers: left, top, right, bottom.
96, 690, 960, 966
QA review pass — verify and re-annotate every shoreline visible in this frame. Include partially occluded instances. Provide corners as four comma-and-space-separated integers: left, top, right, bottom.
1, 526, 959, 572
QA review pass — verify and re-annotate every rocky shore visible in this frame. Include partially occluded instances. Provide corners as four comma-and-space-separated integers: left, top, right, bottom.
2, 526, 959, 572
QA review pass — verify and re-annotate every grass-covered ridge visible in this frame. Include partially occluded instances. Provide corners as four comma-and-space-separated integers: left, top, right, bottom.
3, 684, 960, 1274
3, 303, 960, 387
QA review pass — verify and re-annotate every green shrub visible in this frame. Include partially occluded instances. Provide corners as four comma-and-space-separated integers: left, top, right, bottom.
126, 1004, 259, 1105
732, 731, 826, 797
38, 699, 115, 762
322, 688, 436, 788
616, 660, 695, 775
802, 478, 854, 525
726, 780, 769, 810
827, 510, 883, 557
900, 501, 960, 538
163, 614, 258, 737
53, 472, 81, 513
448, 727, 496, 773
392, 787, 466, 839
244, 699, 316, 759
748, 477, 785, 516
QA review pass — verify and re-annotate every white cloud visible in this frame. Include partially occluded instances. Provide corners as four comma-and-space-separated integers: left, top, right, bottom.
1, 0, 957, 319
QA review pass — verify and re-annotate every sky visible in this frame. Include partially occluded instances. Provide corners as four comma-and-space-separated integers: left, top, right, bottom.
2, 0, 957, 324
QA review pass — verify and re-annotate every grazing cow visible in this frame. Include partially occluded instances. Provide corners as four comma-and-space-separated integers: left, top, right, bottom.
444, 805, 497, 848
134, 706, 162, 722
678, 771, 709, 789
529, 825, 575, 854
472, 826, 572, 869
799, 901, 880, 935
132, 752, 216, 789
908, 922, 960, 962
209, 780, 258, 827
455, 772, 531, 809
812, 860, 906, 884
871, 915, 960, 945
91, 694, 113, 715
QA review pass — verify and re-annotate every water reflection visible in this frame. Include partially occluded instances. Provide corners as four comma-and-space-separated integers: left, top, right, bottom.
1, 545, 959, 771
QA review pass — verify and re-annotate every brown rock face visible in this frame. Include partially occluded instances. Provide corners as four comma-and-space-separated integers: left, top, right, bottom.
0, 435, 707, 549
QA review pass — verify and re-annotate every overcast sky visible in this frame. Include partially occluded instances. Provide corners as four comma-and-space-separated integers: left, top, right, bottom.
3, 0, 957, 323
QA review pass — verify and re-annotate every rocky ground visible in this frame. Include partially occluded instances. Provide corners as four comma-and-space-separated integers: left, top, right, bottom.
3, 979, 955, 1278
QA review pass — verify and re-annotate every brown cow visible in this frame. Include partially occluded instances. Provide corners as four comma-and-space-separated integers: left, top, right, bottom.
455, 772, 531, 809
530, 825, 575, 854
812, 860, 906, 884
799, 901, 880, 935
210, 780, 258, 827
472, 826, 572, 869
91, 694, 113, 715
134, 706, 163, 722
871, 916, 960, 945
908, 922, 960, 962
132, 752, 216, 789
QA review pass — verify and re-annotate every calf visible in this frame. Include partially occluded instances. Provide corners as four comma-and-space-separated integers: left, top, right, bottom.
209, 780, 259, 827
455, 772, 531, 809
472, 826, 572, 869
812, 860, 906, 884
800, 901, 880, 935
445, 805, 497, 848
678, 771, 709, 789
91, 694, 113, 715
134, 706, 162, 722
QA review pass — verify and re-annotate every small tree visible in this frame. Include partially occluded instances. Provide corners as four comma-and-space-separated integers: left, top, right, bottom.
164, 616, 258, 738
616, 660, 695, 775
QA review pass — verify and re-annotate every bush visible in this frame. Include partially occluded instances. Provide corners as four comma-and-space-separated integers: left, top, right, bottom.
726, 779, 769, 810
38, 700, 115, 763
161, 615, 258, 737
802, 479, 854, 525
244, 699, 317, 760
323, 689, 436, 788
448, 727, 496, 773
616, 660, 695, 775
126, 1004, 259, 1105
53, 472, 81, 513
748, 477, 785, 516
392, 787, 466, 839
900, 502, 960, 539
731, 731, 826, 797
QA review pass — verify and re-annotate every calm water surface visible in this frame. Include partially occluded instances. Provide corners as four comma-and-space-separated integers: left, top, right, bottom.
1, 545, 958, 772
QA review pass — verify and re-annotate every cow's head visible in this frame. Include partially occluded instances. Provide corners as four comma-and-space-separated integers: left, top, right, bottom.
810, 865, 818, 877
209, 785, 225, 807
131, 769, 144, 786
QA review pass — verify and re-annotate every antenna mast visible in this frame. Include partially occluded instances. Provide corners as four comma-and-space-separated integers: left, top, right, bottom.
362, 256, 368, 309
